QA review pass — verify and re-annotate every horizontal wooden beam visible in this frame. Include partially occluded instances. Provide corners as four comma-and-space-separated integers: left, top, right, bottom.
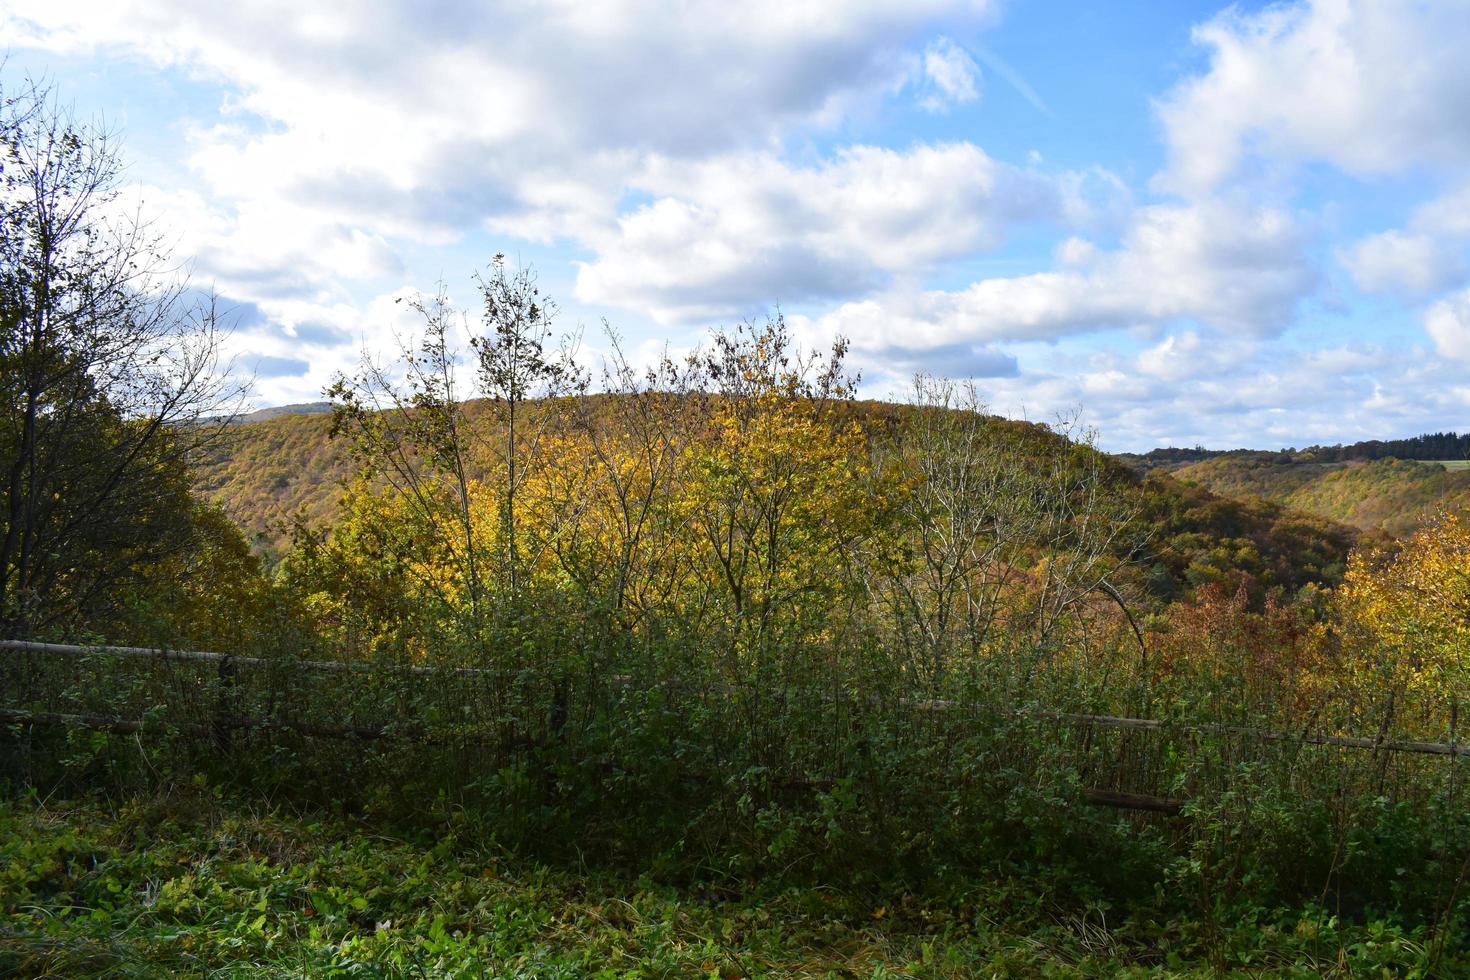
0, 708, 391, 741
1081, 788, 1184, 815
0, 638, 492, 678
8, 639, 1467, 757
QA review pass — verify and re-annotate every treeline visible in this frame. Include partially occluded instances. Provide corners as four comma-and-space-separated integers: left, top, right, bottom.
1129, 430, 1470, 471
1295, 430, 1470, 462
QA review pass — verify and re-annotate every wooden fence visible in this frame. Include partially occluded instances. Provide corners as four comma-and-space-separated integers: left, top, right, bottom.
4, 638, 1466, 815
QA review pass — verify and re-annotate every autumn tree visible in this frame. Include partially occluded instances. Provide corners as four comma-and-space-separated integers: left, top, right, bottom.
543, 332, 701, 623
1339, 510, 1470, 727
0, 80, 241, 635
679, 317, 881, 655
328, 257, 584, 649
471, 257, 586, 595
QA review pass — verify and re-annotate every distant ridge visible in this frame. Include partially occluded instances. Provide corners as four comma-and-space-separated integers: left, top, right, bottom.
1122, 430, 1470, 471
229, 402, 334, 424
189, 397, 1361, 610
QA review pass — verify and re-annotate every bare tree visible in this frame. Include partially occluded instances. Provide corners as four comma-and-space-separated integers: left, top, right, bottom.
865, 378, 1143, 692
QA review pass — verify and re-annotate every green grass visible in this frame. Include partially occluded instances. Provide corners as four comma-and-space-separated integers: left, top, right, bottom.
1, 790, 1455, 978
1429, 459, 1470, 471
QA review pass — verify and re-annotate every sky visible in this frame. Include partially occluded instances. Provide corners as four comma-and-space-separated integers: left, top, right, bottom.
3, 0, 1470, 452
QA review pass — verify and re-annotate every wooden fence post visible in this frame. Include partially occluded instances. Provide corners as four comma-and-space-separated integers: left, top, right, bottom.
213, 654, 237, 752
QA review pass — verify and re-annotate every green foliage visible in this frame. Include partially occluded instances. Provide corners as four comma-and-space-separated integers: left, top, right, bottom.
1134, 473, 1356, 604
2, 795, 1461, 977
0, 80, 244, 636
1171, 453, 1470, 538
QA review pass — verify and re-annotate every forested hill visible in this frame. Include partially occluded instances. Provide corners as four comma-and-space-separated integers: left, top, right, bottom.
1166, 454, 1470, 538
193, 410, 348, 554
1120, 430, 1470, 471
191, 398, 1359, 601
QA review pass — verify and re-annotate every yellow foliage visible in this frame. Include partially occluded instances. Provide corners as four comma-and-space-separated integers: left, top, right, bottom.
682, 390, 881, 642
1338, 510, 1470, 696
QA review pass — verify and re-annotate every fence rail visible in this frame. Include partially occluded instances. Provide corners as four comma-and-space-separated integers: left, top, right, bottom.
5, 638, 1466, 816
6, 638, 1465, 758
0, 639, 493, 677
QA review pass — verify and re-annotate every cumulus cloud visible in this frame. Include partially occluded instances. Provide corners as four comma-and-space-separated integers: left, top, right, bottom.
1426, 287, 1470, 361
1342, 183, 1470, 295
212, 287, 427, 406
794, 200, 1314, 357
1138, 331, 1211, 382
575, 143, 1124, 323
1342, 230, 1464, 296
120, 184, 404, 304
3, 0, 1001, 245
963, 337, 1451, 453
1156, 0, 1470, 196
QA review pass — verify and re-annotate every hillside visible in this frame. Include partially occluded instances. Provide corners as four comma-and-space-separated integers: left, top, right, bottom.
192, 398, 1359, 601
1171, 454, 1470, 538
193, 410, 350, 556
230, 401, 333, 424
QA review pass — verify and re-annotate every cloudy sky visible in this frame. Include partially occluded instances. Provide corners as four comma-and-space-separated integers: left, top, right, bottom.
4, 0, 1470, 451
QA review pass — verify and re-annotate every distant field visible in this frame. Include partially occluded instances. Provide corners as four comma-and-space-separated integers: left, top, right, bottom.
1429, 459, 1470, 471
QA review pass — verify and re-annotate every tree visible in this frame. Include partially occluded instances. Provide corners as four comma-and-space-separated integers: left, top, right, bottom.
1339, 511, 1470, 704
327, 256, 583, 646
0, 80, 241, 634
867, 381, 1142, 692
472, 256, 585, 595
867, 377, 1047, 685
680, 317, 879, 654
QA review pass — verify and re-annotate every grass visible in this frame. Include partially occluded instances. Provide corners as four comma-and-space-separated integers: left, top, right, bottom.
1429, 459, 1470, 471
1, 788, 1455, 978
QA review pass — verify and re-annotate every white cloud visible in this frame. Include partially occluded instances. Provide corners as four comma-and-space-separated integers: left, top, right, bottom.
1342, 183, 1470, 295
1137, 331, 1202, 382
1342, 230, 1464, 296
1156, 0, 1470, 196
1054, 236, 1098, 266
1426, 287, 1470, 361
917, 37, 981, 112
960, 336, 1453, 453
3, 0, 1001, 246
574, 143, 1123, 324
219, 287, 431, 406
1413, 183, 1470, 239
794, 200, 1314, 355
116, 183, 403, 311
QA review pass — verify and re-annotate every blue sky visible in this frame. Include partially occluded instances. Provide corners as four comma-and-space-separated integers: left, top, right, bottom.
4, 0, 1470, 451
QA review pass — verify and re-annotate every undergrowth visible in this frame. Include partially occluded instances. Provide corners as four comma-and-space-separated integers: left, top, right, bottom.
1, 788, 1458, 978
